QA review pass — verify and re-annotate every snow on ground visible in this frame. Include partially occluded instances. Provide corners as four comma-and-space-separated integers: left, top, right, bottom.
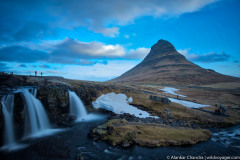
169, 98, 210, 108
160, 87, 186, 97
160, 87, 211, 108
92, 92, 158, 118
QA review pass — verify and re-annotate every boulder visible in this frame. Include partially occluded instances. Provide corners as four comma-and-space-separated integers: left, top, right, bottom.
164, 108, 170, 114
149, 95, 171, 104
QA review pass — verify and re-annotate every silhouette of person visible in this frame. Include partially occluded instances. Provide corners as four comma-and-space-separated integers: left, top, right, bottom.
41, 72, 43, 76
35, 71, 37, 76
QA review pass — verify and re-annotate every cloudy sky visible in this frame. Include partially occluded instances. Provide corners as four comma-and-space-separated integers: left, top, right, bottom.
0, 0, 239, 81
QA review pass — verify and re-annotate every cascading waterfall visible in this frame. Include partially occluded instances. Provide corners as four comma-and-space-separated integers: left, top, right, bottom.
0, 88, 62, 151
1, 94, 15, 148
22, 89, 51, 138
29, 88, 37, 97
68, 91, 88, 120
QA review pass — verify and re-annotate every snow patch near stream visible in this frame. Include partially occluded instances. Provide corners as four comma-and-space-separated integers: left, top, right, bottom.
169, 98, 210, 108
160, 87, 186, 97
160, 87, 210, 108
92, 93, 157, 118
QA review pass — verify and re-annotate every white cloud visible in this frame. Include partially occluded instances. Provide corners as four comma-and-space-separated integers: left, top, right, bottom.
178, 49, 231, 63
0, 0, 218, 38
48, 38, 126, 63
62, 60, 140, 81
57, 38, 125, 57
125, 47, 150, 59
177, 48, 198, 59
92, 27, 120, 38
44, 0, 219, 37
1, 38, 150, 64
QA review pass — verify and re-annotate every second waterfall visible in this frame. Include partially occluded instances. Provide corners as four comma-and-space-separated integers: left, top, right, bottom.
22, 89, 51, 138
68, 91, 88, 121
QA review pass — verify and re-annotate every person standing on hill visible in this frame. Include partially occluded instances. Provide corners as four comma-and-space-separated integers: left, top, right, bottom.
41, 72, 43, 76
35, 71, 37, 76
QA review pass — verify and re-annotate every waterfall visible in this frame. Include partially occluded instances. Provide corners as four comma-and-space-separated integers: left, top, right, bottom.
1, 94, 15, 147
22, 89, 51, 138
68, 91, 88, 120
30, 88, 37, 97
1, 88, 62, 151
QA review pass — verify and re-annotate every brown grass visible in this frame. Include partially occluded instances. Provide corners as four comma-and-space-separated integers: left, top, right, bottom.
93, 119, 212, 147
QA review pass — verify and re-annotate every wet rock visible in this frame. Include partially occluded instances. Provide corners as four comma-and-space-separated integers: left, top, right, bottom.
235, 133, 240, 137
68, 114, 77, 122
164, 108, 170, 114
37, 86, 71, 126
121, 131, 136, 148
77, 153, 84, 160
106, 126, 114, 135
121, 142, 131, 148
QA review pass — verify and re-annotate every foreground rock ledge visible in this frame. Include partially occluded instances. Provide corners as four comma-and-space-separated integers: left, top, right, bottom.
89, 119, 212, 148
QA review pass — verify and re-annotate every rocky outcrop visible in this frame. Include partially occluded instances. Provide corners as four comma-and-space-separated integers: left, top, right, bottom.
149, 95, 171, 104
37, 86, 70, 126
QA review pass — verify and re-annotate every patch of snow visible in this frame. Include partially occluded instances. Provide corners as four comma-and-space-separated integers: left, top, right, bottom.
160, 87, 186, 97
169, 98, 210, 108
128, 97, 133, 103
92, 93, 158, 118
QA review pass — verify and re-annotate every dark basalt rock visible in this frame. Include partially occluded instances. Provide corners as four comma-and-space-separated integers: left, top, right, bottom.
37, 86, 70, 124
149, 95, 171, 104
68, 114, 77, 122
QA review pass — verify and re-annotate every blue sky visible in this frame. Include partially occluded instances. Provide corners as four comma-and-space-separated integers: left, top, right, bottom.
0, 0, 239, 81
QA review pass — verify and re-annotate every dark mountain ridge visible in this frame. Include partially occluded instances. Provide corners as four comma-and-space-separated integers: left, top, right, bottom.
110, 39, 239, 85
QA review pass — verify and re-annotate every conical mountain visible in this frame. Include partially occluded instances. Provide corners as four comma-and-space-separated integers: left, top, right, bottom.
110, 40, 239, 85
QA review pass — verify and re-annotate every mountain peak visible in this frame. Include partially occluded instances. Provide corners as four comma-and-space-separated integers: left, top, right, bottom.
151, 39, 177, 54
143, 39, 181, 63
110, 39, 239, 85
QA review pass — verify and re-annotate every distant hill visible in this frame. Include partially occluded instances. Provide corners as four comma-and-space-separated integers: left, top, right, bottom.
110, 40, 239, 85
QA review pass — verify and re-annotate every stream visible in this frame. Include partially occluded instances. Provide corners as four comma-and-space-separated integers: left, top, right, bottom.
0, 112, 239, 160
